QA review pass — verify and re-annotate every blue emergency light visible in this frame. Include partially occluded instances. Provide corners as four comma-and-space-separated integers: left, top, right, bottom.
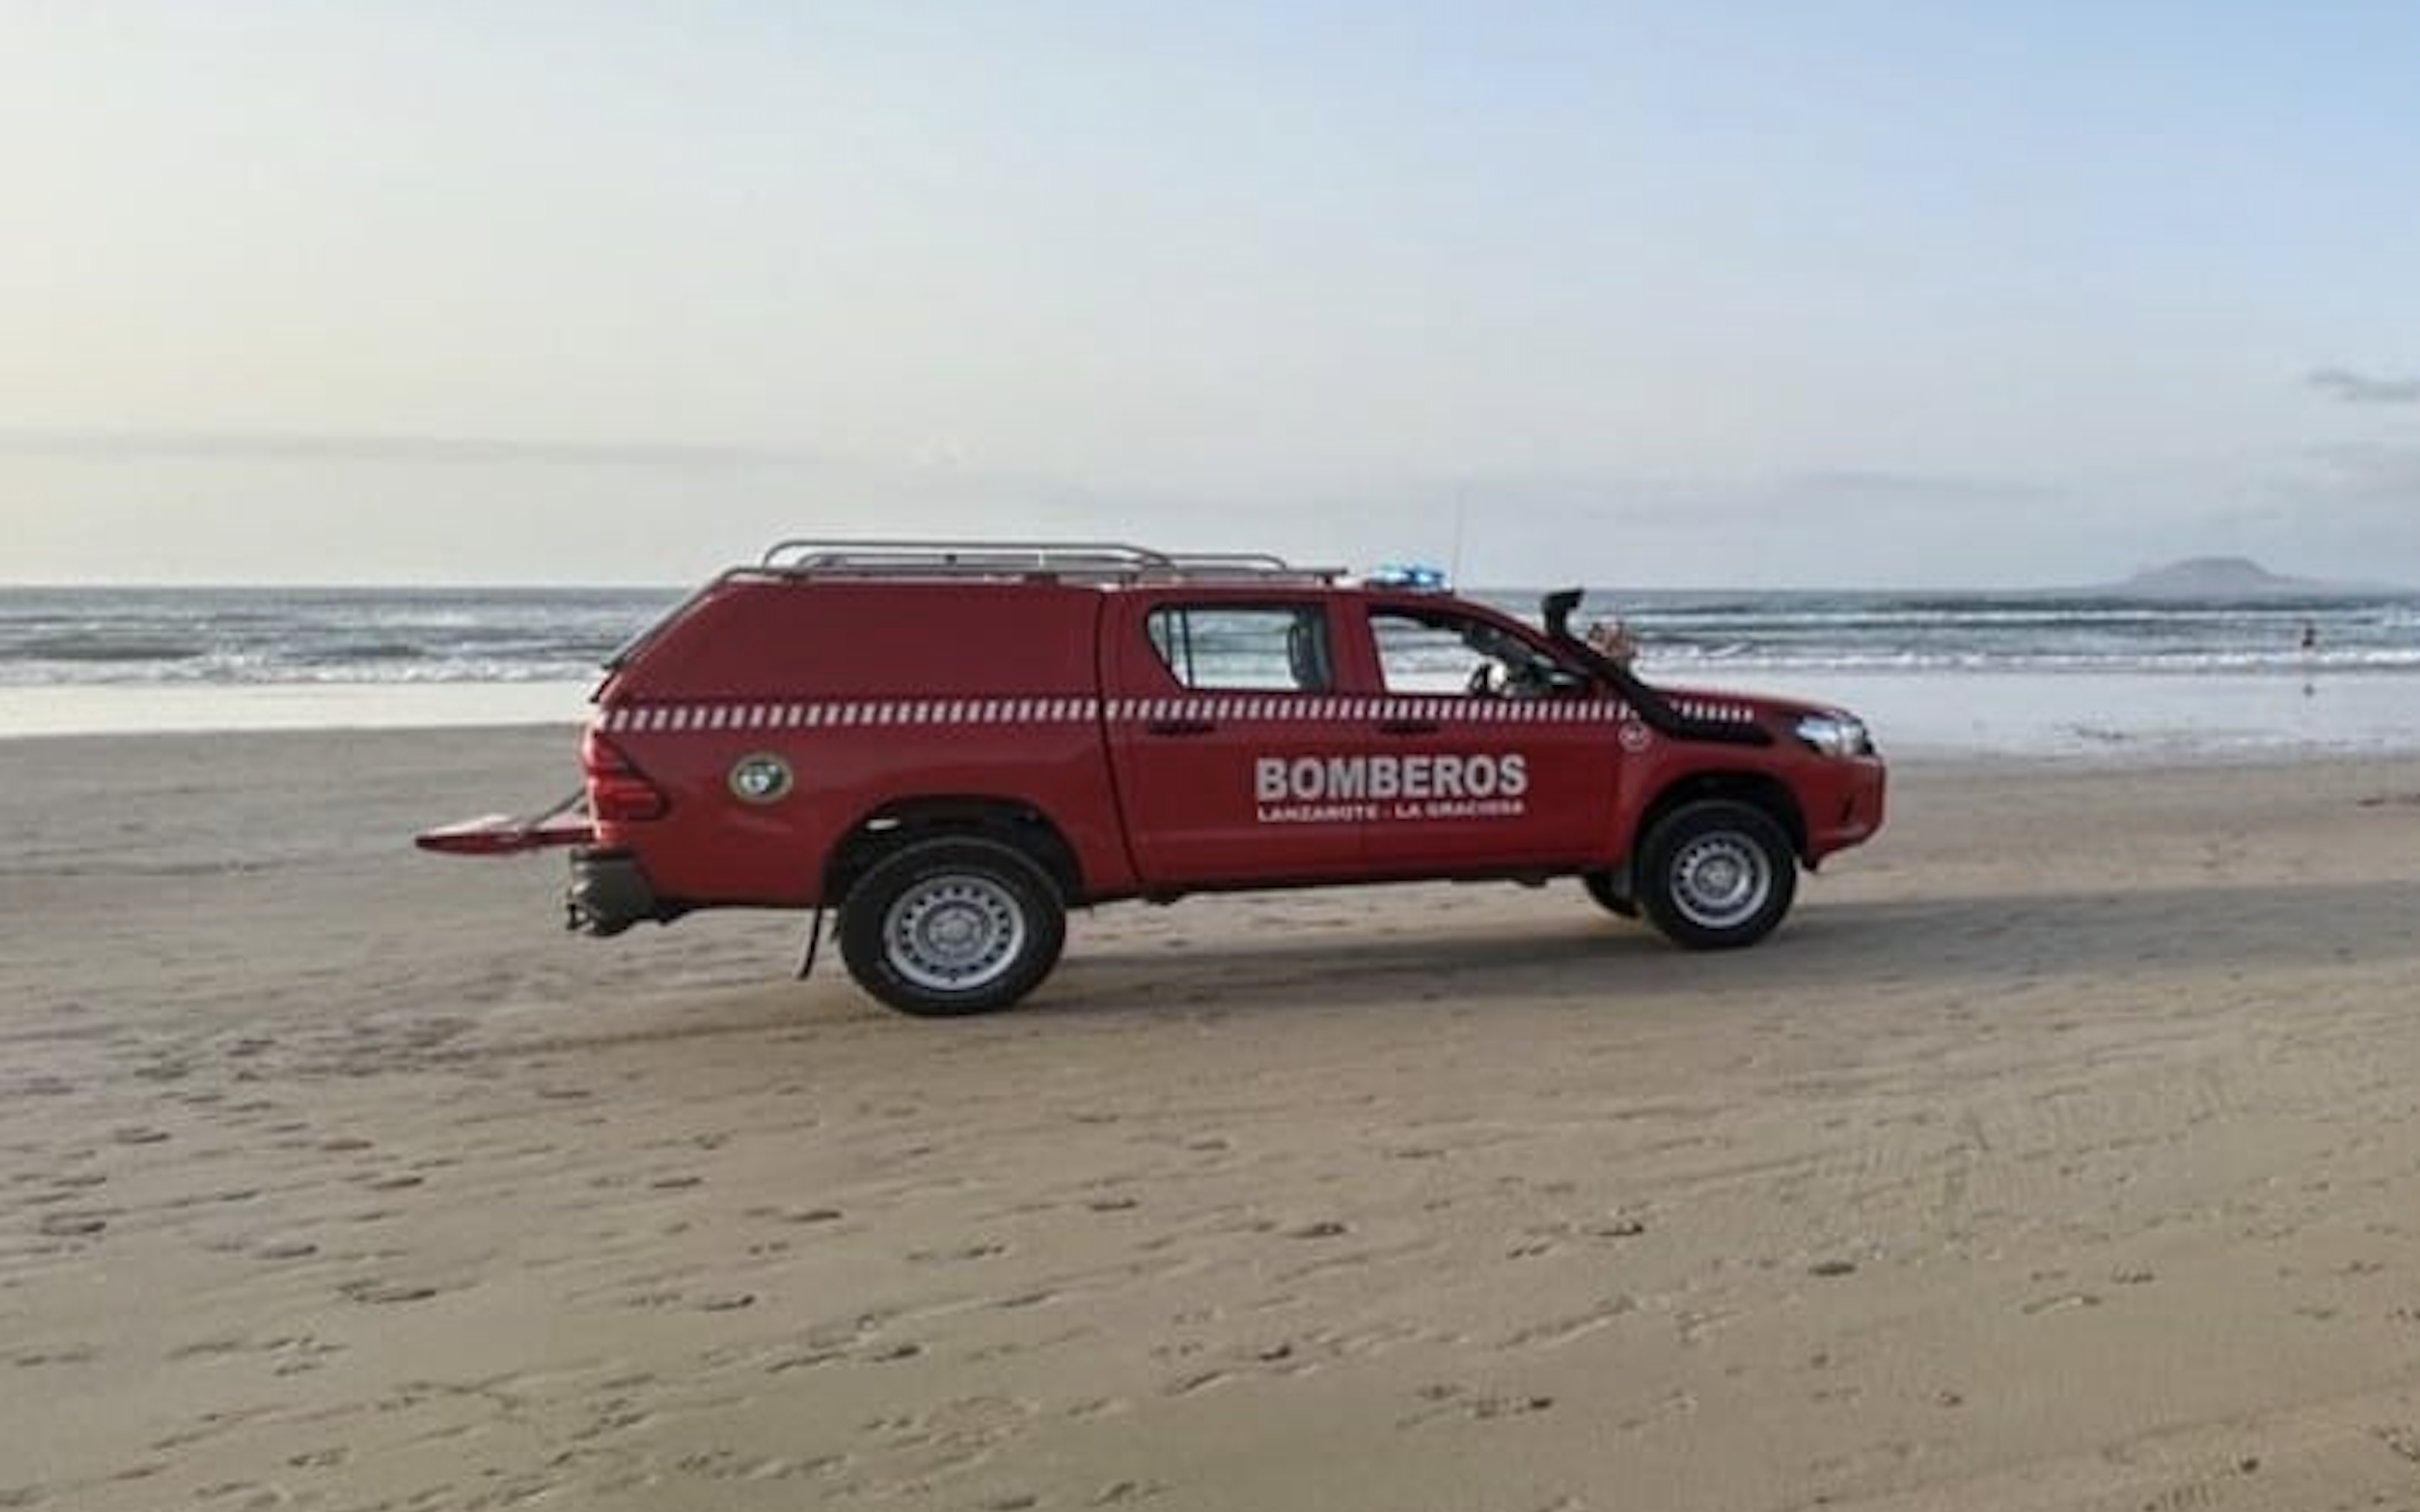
1367, 562, 1451, 591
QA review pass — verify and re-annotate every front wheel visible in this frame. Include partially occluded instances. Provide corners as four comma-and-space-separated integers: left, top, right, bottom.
839, 836, 1066, 1016
1635, 800, 1796, 950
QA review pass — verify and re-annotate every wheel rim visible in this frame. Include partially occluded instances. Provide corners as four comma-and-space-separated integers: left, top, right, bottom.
1668, 831, 1772, 931
882, 872, 1028, 994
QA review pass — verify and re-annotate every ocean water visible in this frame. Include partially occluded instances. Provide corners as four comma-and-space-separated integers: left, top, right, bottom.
1580, 586, 2420, 761
4, 583, 2417, 760
0, 586, 662, 739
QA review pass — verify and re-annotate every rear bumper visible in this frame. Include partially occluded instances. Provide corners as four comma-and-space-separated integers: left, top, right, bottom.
566, 848, 683, 936
416, 794, 593, 856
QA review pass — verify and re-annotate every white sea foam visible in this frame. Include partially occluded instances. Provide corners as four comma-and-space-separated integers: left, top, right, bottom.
0, 680, 596, 739
1690, 669, 2420, 763
6, 585, 2418, 758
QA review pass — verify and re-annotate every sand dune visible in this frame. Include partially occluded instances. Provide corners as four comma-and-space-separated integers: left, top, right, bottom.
7, 729, 2420, 1510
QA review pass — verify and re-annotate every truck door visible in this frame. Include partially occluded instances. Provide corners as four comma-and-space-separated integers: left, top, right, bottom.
1353, 602, 1621, 873
1104, 597, 1367, 886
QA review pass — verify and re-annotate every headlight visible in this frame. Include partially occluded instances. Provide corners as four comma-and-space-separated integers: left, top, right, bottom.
1794, 713, 1873, 758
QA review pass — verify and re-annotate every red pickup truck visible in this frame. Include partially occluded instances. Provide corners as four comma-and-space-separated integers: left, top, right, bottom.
420, 540, 1885, 1015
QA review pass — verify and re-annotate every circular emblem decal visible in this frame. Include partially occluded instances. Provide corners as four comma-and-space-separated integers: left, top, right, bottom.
1617, 721, 1653, 753
728, 752, 794, 804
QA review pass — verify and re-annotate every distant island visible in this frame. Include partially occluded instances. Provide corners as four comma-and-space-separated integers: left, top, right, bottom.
2100, 556, 2401, 599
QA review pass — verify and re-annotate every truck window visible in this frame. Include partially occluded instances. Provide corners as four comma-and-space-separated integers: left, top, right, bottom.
1371, 607, 1577, 697
1146, 605, 1331, 692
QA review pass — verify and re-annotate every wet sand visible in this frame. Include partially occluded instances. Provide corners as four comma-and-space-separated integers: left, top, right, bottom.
7, 727, 2420, 1510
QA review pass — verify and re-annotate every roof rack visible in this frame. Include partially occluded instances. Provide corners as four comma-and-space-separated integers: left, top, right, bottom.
755, 538, 1346, 585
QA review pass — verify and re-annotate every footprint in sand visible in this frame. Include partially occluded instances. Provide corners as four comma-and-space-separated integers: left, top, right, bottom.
2019, 1290, 2101, 1315
746, 1204, 844, 1225
1091, 1478, 1168, 1503
285, 1446, 350, 1469
1398, 1382, 1556, 1428
908, 1241, 1007, 1263
339, 1280, 438, 1305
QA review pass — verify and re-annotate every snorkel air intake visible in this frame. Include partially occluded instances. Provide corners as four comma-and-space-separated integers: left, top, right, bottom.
1543, 589, 1773, 747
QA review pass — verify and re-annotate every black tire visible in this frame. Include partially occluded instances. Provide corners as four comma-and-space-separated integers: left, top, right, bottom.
1581, 869, 1639, 919
839, 836, 1066, 1016
1635, 800, 1796, 950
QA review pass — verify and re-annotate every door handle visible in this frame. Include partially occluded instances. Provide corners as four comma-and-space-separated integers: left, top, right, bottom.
1146, 719, 1217, 736
1377, 719, 1441, 736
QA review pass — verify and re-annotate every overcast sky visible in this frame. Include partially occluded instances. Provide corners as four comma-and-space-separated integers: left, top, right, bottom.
6, 3, 2419, 588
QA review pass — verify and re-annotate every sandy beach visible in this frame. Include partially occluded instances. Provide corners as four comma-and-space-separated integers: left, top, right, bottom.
7, 725, 2420, 1511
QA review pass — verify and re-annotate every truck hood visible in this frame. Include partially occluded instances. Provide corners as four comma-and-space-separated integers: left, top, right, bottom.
1652, 684, 1876, 757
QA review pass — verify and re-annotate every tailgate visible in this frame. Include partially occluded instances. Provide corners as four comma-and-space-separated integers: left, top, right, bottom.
415, 791, 594, 856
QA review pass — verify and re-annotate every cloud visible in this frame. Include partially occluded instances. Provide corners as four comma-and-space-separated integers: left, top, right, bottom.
1784, 469, 2065, 505
2292, 441, 2420, 497
2307, 368, 2420, 405
0, 427, 842, 469
1397, 465, 2064, 517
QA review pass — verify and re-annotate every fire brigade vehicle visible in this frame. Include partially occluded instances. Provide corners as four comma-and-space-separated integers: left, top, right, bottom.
418, 540, 1886, 1016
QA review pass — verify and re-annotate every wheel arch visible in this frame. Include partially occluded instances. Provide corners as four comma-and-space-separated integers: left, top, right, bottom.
1634, 770, 1807, 862
824, 795, 1082, 907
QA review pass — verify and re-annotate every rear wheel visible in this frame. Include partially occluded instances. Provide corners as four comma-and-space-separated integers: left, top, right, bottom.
839, 836, 1066, 1015
1635, 800, 1796, 950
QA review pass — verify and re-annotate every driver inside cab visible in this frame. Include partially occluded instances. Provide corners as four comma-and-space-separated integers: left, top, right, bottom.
1465, 625, 1584, 699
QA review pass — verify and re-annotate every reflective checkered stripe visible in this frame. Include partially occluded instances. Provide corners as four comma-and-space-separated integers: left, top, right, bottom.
598, 695, 1762, 733
600, 698, 1101, 733
1107, 696, 1646, 724
1668, 696, 1762, 725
